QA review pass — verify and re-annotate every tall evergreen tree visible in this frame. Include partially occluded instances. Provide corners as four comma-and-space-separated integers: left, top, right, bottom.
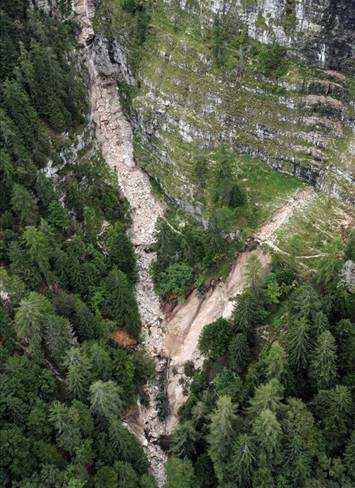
101, 268, 141, 338
287, 316, 311, 371
166, 457, 197, 488
89, 380, 123, 420
314, 385, 352, 453
309, 330, 337, 390
228, 434, 255, 487
252, 409, 282, 461
14, 292, 52, 352
104, 222, 137, 282
2, 78, 49, 159
248, 379, 283, 417
11, 184, 38, 226
208, 395, 237, 484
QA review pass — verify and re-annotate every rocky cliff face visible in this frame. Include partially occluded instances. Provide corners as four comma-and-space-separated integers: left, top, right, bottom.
173, 0, 354, 72
93, 0, 354, 209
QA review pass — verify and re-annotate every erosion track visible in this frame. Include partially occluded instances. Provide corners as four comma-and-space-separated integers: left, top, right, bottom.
74, 2, 316, 484
74, 1, 168, 484
163, 187, 316, 432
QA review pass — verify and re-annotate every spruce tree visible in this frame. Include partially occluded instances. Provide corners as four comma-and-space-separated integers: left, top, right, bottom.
248, 379, 283, 417
281, 398, 317, 484
287, 315, 311, 371
11, 184, 38, 226
89, 380, 123, 420
166, 457, 197, 488
101, 268, 141, 338
170, 420, 199, 459
252, 409, 282, 461
228, 434, 255, 486
208, 395, 237, 484
15, 292, 52, 352
309, 330, 337, 390
104, 222, 137, 282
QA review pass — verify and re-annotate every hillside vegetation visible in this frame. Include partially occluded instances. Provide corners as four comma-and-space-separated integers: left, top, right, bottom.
0, 2, 156, 486
166, 238, 354, 487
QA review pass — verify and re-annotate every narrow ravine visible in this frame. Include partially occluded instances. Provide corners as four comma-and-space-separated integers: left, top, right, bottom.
163, 187, 315, 431
74, 1, 168, 485
74, 2, 316, 485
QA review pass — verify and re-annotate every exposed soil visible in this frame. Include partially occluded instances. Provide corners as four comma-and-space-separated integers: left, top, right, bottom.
74, 1, 317, 483
163, 187, 316, 431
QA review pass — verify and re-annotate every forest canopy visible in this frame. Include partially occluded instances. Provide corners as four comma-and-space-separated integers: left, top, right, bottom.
0, 2, 156, 486
166, 245, 354, 488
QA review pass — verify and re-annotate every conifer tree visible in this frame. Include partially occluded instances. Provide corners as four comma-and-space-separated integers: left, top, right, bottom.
281, 398, 317, 484
2, 78, 49, 158
166, 457, 197, 488
246, 252, 262, 291
309, 330, 337, 390
314, 385, 352, 453
44, 314, 76, 366
228, 434, 255, 486
104, 222, 137, 282
334, 319, 354, 374
22, 225, 52, 279
65, 347, 91, 399
287, 315, 311, 371
252, 409, 281, 461
248, 379, 283, 417
89, 380, 123, 420
228, 333, 249, 373
265, 341, 286, 381
101, 268, 141, 338
11, 184, 38, 226
313, 311, 329, 338
0, 108, 29, 163
199, 318, 232, 359
208, 395, 237, 484
170, 420, 200, 459
15, 292, 52, 352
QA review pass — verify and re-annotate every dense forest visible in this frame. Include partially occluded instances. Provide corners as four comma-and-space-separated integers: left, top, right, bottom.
1, 2, 354, 488
0, 2, 156, 486
166, 238, 354, 487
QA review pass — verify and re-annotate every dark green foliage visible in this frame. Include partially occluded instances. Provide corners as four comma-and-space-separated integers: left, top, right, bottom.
313, 385, 352, 454
198, 318, 232, 359
254, 43, 288, 78
228, 333, 249, 373
170, 420, 200, 458
211, 145, 246, 209
101, 268, 141, 338
309, 330, 337, 390
173, 259, 354, 485
2, 79, 50, 160
345, 230, 355, 260
104, 222, 137, 282
95, 466, 118, 487
166, 457, 197, 488
11, 184, 39, 226
151, 210, 239, 300
287, 315, 311, 371
234, 288, 267, 336
0, 3, 147, 486
208, 395, 238, 484
155, 262, 193, 301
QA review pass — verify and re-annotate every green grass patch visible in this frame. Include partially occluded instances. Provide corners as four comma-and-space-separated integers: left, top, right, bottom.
274, 194, 353, 271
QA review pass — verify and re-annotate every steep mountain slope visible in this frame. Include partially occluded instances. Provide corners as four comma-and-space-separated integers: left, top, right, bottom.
94, 0, 354, 208
1, 1, 353, 487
